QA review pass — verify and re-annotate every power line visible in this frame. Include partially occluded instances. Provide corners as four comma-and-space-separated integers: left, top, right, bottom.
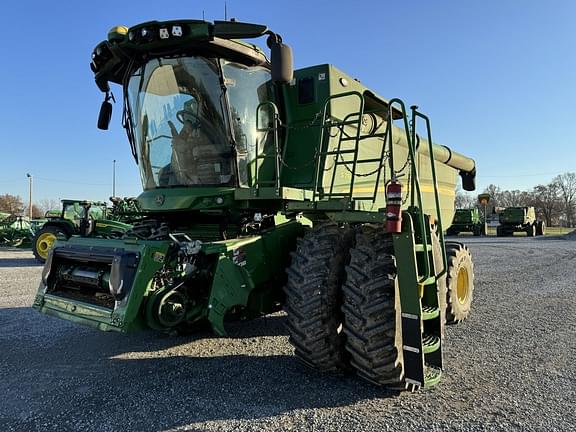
34, 176, 110, 186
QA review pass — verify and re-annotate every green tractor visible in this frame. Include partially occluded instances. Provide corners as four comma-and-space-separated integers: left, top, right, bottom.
496, 206, 545, 237
32, 199, 131, 262
34, 19, 478, 390
446, 208, 486, 236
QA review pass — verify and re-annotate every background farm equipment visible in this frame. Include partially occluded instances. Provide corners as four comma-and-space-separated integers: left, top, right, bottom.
447, 208, 486, 236
34, 19, 478, 390
496, 206, 545, 237
32, 199, 132, 262
0, 213, 34, 248
109, 196, 141, 221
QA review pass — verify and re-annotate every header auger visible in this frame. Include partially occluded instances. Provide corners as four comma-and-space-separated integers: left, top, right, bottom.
34, 19, 477, 390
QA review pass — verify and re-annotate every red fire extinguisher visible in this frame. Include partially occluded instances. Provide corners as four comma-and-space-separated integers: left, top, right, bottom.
386, 177, 403, 233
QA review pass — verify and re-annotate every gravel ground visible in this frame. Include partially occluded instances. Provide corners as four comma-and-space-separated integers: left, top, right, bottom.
1, 236, 575, 432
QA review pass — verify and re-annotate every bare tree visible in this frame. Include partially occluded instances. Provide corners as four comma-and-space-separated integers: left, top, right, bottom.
532, 183, 562, 226
38, 199, 61, 215
23, 204, 43, 219
0, 194, 25, 215
483, 184, 502, 212
454, 186, 477, 209
499, 190, 530, 207
554, 172, 576, 227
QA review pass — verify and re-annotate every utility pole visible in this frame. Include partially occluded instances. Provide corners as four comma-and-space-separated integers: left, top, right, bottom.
112, 159, 116, 198
26, 173, 33, 220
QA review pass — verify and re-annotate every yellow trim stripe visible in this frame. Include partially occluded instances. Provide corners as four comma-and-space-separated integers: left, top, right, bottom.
352, 185, 456, 197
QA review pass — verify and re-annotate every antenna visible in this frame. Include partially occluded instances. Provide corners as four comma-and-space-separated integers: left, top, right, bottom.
202, 10, 205, 21
224, 1, 227, 21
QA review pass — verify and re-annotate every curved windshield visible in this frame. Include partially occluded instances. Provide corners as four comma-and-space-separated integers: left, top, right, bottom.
127, 57, 234, 189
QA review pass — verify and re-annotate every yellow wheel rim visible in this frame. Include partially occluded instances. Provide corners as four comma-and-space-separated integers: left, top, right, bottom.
36, 232, 57, 259
456, 267, 469, 304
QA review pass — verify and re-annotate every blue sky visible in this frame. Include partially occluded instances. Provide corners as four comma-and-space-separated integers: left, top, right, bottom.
0, 1, 574, 203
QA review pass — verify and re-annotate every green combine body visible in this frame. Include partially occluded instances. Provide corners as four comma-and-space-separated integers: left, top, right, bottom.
447, 208, 486, 236
497, 206, 545, 237
34, 19, 478, 390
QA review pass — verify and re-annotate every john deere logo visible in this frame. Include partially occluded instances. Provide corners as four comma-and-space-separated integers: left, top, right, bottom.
155, 194, 165, 206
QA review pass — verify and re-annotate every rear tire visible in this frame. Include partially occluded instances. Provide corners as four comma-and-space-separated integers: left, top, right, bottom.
536, 221, 546, 236
284, 222, 354, 372
446, 227, 459, 236
480, 223, 487, 236
526, 224, 536, 237
496, 226, 502, 237
445, 243, 474, 324
32, 226, 68, 263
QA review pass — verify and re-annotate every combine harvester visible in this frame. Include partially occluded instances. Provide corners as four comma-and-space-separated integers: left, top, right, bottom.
496, 206, 545, 237
34, 19, 477, 390
447, 208, 486, 236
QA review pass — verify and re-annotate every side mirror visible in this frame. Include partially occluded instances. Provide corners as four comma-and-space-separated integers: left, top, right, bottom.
270, 42, 293, 83
98, 100, 113, 130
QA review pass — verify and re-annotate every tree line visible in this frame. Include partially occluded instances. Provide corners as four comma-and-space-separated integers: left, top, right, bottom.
456, 172, 576, 227
0, 194, 60, 219
3, 172, 576, 227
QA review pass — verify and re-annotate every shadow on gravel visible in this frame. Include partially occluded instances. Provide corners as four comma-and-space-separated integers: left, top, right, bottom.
1, 308, 394, 431
0, 257, 42, 268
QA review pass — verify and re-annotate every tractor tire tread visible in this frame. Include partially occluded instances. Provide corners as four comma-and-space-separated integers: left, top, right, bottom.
284, 222, 354, 373
341, 225, 405, 387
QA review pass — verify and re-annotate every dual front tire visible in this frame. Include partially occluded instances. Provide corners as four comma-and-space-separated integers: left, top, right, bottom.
284, 223, 475, 387
284, 223, 433, 387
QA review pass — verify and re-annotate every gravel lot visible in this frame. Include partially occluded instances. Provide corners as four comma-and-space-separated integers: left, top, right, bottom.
1, 235, 575, 432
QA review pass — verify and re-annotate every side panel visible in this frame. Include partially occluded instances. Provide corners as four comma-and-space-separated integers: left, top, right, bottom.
206, 218, 304, 335
280, 64, 459, 226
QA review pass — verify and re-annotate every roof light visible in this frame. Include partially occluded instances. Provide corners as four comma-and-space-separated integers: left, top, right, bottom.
141, 28, 154, 42
172, 25, 183, 37
159, 28, 170, 39
108, 26, 128, 43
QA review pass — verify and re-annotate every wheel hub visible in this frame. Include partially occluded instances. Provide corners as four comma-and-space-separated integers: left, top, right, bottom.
456, 267, 469, 304
37, 232, 57, 259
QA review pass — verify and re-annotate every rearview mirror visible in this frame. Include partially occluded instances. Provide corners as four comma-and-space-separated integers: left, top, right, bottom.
271, 42, 293, 83
98, 100, 112, 130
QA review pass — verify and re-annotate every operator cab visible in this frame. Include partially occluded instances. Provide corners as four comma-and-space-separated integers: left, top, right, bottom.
127, 56, 273, 190
92, 20, 293, 193
61, 200, 107, 235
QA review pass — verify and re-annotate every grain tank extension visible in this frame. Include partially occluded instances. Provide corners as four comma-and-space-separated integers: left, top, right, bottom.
34, 19, 477, 390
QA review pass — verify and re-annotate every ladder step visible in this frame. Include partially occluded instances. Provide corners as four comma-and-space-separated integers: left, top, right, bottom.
414, 243, 432, 252
424, 365, 442, 388
323, 149, 356, 155
331, 117, 361, 123
421, 305, 440, 321
333, 158, 382, 166
417, 276, 436, 286
422, 334, 441, 354
355, 158, 382, 164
